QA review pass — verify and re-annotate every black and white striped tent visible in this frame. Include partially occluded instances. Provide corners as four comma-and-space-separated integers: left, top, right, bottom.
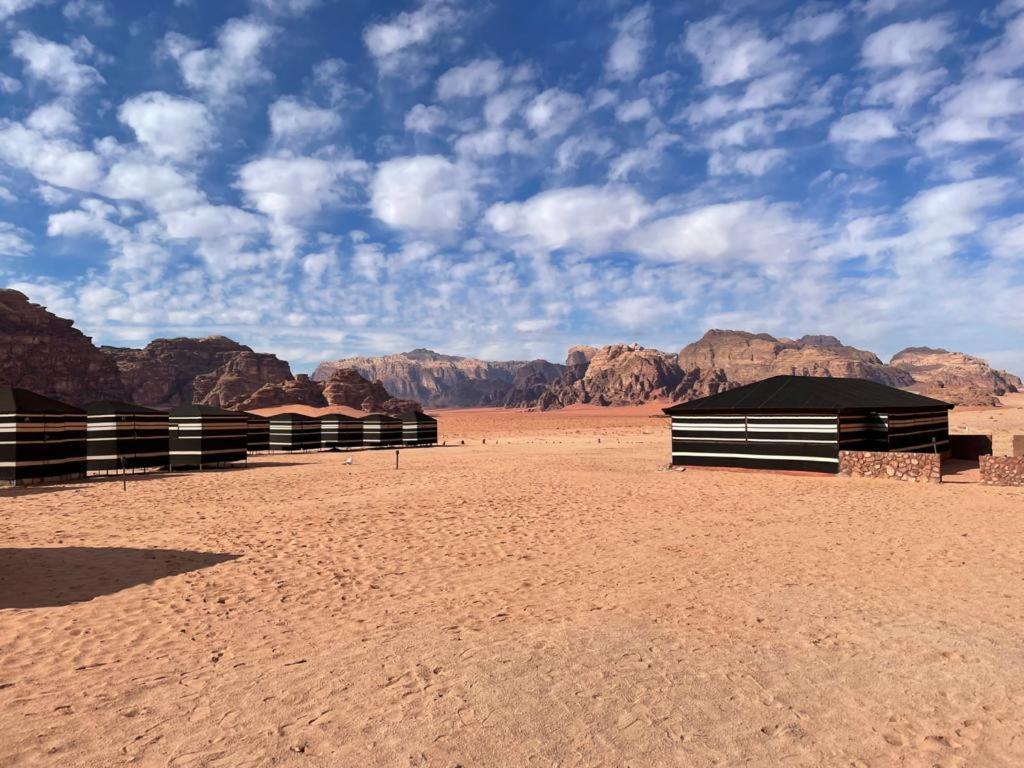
320, 413, 361, 449
242, 412, 270, 453
86, 401, 169, 473
663, 375, 952, 474
401, 411, 438, 446
1, 387, 87, 486
360, 413, 403, 447
269, 412, 320, 451
169, 404, 247, 469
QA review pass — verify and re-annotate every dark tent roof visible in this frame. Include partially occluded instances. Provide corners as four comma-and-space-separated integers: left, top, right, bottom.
269, 411, 318, 422
319, 412, 359, 422
663, 375, 953, 414
360, 413, 401, 423
0, 386, 84, 414
239, 411, 270, 422
170, 403, 246, 417
86, 400, 166, 415
400, 411, 436, 423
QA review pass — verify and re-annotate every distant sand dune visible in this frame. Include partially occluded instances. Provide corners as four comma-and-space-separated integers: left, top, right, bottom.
0, 399, 1022, 766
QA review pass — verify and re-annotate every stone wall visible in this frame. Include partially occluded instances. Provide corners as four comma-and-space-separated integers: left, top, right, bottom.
838, 450, 942, 483
979, 455, 1024, 487
1013, 435, 1024, 458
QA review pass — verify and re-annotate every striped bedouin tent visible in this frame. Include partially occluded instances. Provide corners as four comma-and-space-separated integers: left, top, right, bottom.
360, 413, 403, 447
86, 401, 169, 473
663, 375, 952, 474
1, 386, 87, 487
242, 412, 270, 453
269, 412, 320, 451
320, 413, 361, 449
168, 404, 247, 469
401, 411, 438, 446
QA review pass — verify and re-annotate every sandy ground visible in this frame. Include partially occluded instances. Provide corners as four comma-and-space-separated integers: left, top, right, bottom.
1, 402, 1023, 767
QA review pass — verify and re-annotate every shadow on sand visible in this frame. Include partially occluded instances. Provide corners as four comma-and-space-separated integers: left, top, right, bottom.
0, 547, 240, 609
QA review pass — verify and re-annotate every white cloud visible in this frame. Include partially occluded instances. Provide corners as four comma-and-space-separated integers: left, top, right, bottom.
607, 4, 651, 81
118, 92, 215, 162
27, 103, 77, 136
0, 0, 44, 21
161, 204, 263, 241
251, 0, 320, 15
919, 77, 1024, 147
708, 148, 787, 176
901, 178, 1010, 248
404, 104, 446, 133
686, 69, 800, 124
238, 156, 367, 225
608, 132, 679, 180
683, 15, 787, 87
164, 17, 275, 101
486, 185, 650, 252
829, 109, 899, 142
973, 14, 1024, 75
63, 0, 113, 26
101, 161, 203, 212
525, 89, 585, 137
0, 122, 104, 191
554, 134, 615, 171
629, 200, 818, 265
0, 221, 31, 256
363, 0, 461, 74
985, 213, 1024, 261
370, 155, 477, 232
784, 9, 844, 44
484, 87, 532, 126
48, 199, 129, 244
615, 97, 652, 123
11, 32, 104, 96
864, 67, 947, 110
861, 18, 953, 68
454, 127, 531, 158
268, 97, 341, 144
436, 58, 505, 99
0, 74, 20, 94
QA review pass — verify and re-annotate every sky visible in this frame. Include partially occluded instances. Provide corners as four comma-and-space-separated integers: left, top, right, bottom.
0, 0, 1023, 374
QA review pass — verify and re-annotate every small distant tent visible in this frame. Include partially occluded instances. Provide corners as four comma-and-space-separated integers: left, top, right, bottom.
663, 375, 952, 474
169, 404, 247, 469
269, 412, 320, 452
1, 386, 87, 486
86, 401, 169, 473
401, 411, 438, 446
360, 413, 403, 447
242, 412, 270, 453
320, 413, 361, 449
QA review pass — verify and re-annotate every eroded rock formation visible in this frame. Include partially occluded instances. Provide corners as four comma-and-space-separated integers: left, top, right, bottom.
891, 347, 1022, 405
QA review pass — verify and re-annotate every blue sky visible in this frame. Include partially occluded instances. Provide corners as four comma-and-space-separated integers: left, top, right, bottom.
1, 0, 1022, 374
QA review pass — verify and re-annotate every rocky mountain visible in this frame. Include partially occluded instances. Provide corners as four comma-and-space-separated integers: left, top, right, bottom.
233, 374, 328, 411
102, 336, 292, 410
502, 360, 567, 408
320, 368, 421, 414
536, 344, 682, 408
677, 330, 914, 388
890, 347, 1022, 407
0, 289, 127, 406
313, 348, 535, 408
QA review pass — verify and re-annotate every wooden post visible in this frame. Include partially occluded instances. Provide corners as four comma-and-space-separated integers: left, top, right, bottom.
121, 456, 127, 492
395, 449, 400, 469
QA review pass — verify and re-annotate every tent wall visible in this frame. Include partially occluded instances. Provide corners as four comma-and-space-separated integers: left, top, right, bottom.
269, 417, 320, 451
87, 412, 169, 472
837, 412, 888, 452
670, 413, 841, 473
245, 416, 270, 453
886, 409, 950, 453
361, 417, 403, 447
320, 416, 361, 449
402, 416, 438, 446
1, 412, 87, 485
169, 413, 247, 468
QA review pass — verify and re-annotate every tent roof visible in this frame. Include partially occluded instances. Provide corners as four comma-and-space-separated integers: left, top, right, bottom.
86, 400, 166, 415
239, 411, 270, 422
663, 375, 953, 414
0, 386, 84, 414
401, 411, 436, 423
170, 403, 245, 417
320, 413, 359, 422
360, 413, 401, 423
269, 411, 318, 422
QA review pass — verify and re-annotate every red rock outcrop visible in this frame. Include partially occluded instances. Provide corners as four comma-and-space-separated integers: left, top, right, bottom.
677, 330, 914, 388
0, 289, 127, 406
536, 344, 684, 408
321, 368, 421, 414
502, 359, 567, 408
890, 347, 1021, 405
234, 374, 328, 410
313, 348, 537, 408
192, 351, 294, 410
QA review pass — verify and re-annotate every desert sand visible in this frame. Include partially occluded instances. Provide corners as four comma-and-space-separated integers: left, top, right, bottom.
1, 400, 1023, 767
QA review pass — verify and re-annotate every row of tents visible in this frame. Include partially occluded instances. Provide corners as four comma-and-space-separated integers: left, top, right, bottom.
1, 386, 438, 487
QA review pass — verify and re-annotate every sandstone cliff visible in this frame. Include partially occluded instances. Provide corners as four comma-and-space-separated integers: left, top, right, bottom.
321, 368, 421, 414
313, 348, 533, 408
502, 360, 567, 408
102, 336, 292, 410
890, 347, 1022, 407
536, 344, 684, 408
0, 289, 127, 406
233, 374, 328, 411
677, 330, 914, 388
